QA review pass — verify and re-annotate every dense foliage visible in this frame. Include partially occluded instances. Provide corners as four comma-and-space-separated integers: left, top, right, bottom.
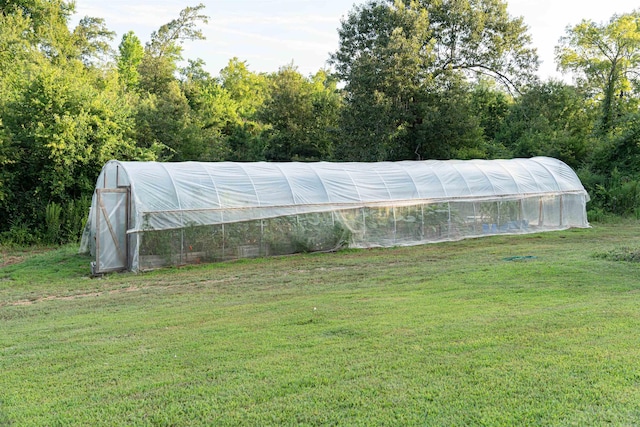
1, 0, 639, 244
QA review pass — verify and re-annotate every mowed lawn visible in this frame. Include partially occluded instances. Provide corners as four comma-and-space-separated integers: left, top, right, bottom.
1, 222, 640, 426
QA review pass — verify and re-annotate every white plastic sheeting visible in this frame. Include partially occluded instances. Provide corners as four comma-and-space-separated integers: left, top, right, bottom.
81, 157, 590, 271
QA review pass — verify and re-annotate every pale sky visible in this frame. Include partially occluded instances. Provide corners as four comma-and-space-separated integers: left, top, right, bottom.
74, 0, 637, 81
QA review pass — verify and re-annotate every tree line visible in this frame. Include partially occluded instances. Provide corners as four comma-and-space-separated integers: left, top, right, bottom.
1, 0, 639, 245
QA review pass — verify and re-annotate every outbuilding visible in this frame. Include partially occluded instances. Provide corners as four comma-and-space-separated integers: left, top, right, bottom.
80, 157, 590, 273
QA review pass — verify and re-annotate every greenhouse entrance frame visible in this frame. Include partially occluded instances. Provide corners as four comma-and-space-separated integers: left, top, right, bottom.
93, 187, 130, 274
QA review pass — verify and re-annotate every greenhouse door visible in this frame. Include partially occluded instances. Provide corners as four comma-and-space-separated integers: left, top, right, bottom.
94, 188, 130, 273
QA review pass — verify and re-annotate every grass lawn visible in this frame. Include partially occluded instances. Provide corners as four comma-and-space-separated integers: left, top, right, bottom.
1, 221, 640, 425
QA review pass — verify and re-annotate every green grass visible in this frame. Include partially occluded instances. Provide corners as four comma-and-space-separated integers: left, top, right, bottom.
2, 222, 640, 425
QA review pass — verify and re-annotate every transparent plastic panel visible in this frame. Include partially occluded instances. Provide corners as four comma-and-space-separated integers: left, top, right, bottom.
453, 202, 484, 237
347, 167, 392, 202
282, 163, 331, 205
80, 192, 98, 255
402, 162, 447, 199
126, 162, 180, 213
362, 206, 396, 246
541, 196, 562, 228
394, 205, 424, 244
130, 195, 586, 271
449, 162, 495, 197
315, 163, 365, 203
122, 157, 589, 231
562, 194, 589, 227
129, 233, 140, 271
205, 162, 260, 208
482, 161, 520, 195
96, 190, 128, 272
496, 200, 522, 228
335, 208, 366, 246
534, 157, 590, 197
297, 211, 349, 251
475, 200, 500, 230
431, 162, 473, 197
171, 162, 222, 210
521, 197, 542, 227
242, 163, 297, 207
523, 158, 563, 193
422, 203, 451, 240
369, 163, 420, 200
500, 159, 544, 194
102, 163, 118, 188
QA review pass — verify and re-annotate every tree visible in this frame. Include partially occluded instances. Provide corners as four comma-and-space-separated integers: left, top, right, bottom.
332, 0, 433, 160
410, 76, 486, 160
117, 31, 144, 91
214, 59, 272, 161
556, 11, 640, 134
135, 63, 229, 162
134, 82, 195, 160
599, 114, 640, 175
258, 65, 341, 161
1, 61, 156, 239
139, 3, 209, 95
71, 16, 115, 66
470, 78, 511, 145
495, 80, 594, 168
145, 3, 208, 61
220, 58, 269, 119
0, 0, 126, 240
333, 0, 538, 94
180, 60, 241, 160
1, 1, 113, 66
133, 4, 224, 161
307, 70, 343, 160
425, 0, 539, 93
331, 0, 538, 161
0, 6, 41, 117
332, 1, 432, 97
0, 0, 76, 60
181, 62, 240, 132
225, 122, 269, 162
0, 4, 40, 72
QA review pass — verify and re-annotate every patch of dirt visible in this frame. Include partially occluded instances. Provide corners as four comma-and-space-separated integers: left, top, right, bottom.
0, 247, 54, 268
5, 277, 238, 307
9, 286, 142, 306
0, 255, 26, 268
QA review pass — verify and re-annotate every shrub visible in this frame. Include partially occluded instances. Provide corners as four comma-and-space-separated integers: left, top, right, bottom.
45, 202, 63, 244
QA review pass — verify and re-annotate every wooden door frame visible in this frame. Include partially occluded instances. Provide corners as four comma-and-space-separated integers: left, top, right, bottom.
95, 187, 130, 273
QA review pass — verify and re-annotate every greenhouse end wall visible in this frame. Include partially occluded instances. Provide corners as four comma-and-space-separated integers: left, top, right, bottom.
81, 158, 590, 273
134, 194, 587, 271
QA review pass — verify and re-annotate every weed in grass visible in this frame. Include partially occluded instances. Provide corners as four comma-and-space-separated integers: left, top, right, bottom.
594, 246, 640, 262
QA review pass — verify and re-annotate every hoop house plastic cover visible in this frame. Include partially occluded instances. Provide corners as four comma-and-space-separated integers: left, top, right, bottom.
81, 157, 590, 272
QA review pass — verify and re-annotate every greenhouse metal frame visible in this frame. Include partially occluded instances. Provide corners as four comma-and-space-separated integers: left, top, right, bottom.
80, 157, 590, 273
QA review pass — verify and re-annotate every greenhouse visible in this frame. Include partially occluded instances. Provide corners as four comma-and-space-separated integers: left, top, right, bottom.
80, 157, 590, 273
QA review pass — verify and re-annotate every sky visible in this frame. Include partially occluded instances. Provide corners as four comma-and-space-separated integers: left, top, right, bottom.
73, 0, 637, 81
